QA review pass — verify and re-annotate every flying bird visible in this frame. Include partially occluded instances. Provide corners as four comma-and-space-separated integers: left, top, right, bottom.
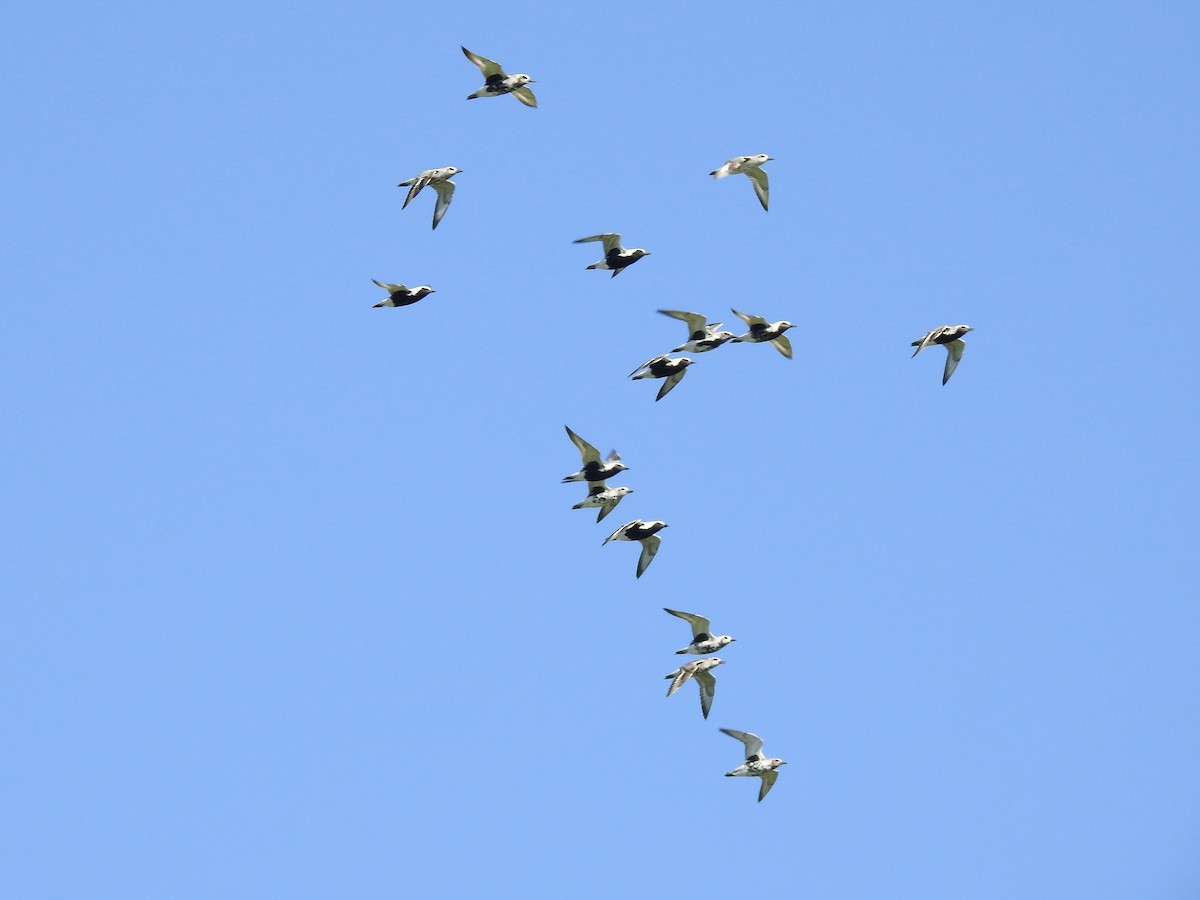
657, 310, 735, 353
730, 308, 794, 359
571, 481, 633, 523
665, 657, 724, 720
710, 154, 774, 211
397, 167, 463, 230
911, 324, 973, 385
461, 46, 537, 107
663, 608, 736, 655
561, 426, 629, 483
629, 355, 693, 401
371, 279, 436, 308
720, 728, 787, 802
573, 234, 651, 277
603, 520, 668, 579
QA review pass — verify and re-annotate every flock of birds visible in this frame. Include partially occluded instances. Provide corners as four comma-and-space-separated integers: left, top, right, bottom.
384, 46, 978, 802
560, 424, 785, 799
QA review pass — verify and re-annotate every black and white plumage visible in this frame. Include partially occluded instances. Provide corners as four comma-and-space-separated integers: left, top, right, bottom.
371, 279, 436, 308
911, 324, 973, 385
663, 608, 736, 655
571, 480, 633, 524
710, 154, 774, 211
730, 308, 795, 359
657, 309, 735, 353
573, 234, 651, 278
629, 355, 693, 401
720, 728, 787, 802
665, 657, 724, 720
602, 519, 668, 579
397, 167, 463, 230
461, 46, 537, 107
561, 426, 629, 483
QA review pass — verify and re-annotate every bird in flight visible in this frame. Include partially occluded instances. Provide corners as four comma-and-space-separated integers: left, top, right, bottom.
397, 167, 463, 230
911, 324, 973, 385
665, 657, 724, 720
710, 154, 774, 210
370, 279, 436, 308
720, 728, 787, 802
574, 233, 651, 278
461, 47, 537, 107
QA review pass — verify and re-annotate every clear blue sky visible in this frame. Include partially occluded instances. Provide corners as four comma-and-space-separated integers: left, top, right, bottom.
5, 2, 1199, 897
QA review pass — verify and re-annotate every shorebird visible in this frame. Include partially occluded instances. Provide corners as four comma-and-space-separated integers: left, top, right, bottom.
663, 608, 736, 655
603, 520, 668, 579
710, 155, 774, 210
720, 728, 787, 802
730, 308, 794, 359
573, 234, 651, 277
665, 657, 724, 720
371, 280, 436, 308
561, 426, 628, 483
461, 46, 537, 107
911, 324, 973, 385
657, 310, 735, 353
629, 355, 693, 401
397, 167, 462, 230
571, 481, 633, 523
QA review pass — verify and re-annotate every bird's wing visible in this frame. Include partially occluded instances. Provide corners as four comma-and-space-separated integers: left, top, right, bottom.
745, 165, 770, 211
695, 670, 716, 720
511, 86, 537, 108
911, 329, 936, 357
942, 339, 965, 385
720, 728, 764, 759
573, 233, 621, 252
666, 665, 692, 697
655, 370, 686, 401
758, 769, 778, 802
461, 46, 503, 77
731, 308, 765, 328
430, 180, 456, 230
658, 309, 708, 339
595, 493, 626, 523
372, 279, 404, 292
663, 608, 711, 638
564, 425, 601, 465
635, 535, 661, 579
771, 334, 793, 359
603, 521, 636, 545
400, 174, 430, 209
629, 355, 666, 378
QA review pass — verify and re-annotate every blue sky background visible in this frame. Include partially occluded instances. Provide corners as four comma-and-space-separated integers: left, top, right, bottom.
5, 1, 1199, 897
